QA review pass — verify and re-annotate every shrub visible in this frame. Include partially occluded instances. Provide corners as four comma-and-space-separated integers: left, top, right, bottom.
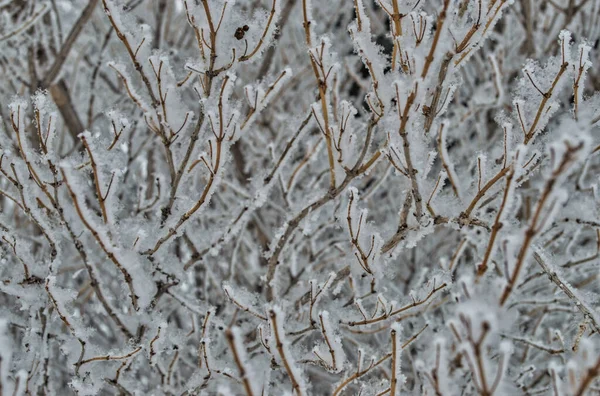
1, 0, 600, 394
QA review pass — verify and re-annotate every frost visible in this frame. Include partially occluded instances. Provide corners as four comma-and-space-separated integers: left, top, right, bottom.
1, 2, 599, 395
